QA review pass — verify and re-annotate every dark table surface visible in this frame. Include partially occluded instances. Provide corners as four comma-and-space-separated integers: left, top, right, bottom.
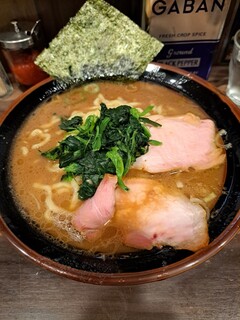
0, 66, 239, 320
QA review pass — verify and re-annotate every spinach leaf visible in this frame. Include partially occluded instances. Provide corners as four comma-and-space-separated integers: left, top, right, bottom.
41, 103, 161, 200
60, 116, 83, 131
106, 147, 129, 191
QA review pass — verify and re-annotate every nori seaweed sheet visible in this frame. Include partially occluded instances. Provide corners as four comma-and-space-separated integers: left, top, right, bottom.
35, 0, 163, 83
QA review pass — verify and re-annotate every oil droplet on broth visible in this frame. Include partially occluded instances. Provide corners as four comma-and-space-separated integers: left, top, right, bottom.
19, 189, 25, 195
17, 158, 24, 165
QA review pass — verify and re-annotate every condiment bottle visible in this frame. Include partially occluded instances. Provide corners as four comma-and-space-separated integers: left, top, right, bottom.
0, 60, 13, 98
0, 21, 47, 88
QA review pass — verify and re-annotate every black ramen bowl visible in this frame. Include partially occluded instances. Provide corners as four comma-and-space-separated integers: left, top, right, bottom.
0, 63, 240, 285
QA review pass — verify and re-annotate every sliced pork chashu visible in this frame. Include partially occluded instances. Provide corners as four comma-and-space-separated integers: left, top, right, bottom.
133, 113, 225, 173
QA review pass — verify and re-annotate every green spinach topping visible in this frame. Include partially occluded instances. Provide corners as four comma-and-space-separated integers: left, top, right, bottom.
41, 103, 161, 200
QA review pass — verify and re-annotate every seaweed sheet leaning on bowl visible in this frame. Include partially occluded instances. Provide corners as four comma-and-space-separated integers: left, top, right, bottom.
35, 0, 163, 83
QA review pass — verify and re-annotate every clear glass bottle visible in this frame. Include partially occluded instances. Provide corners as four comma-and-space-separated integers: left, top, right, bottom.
0, 60, 13, 98
226, 29, 240, 106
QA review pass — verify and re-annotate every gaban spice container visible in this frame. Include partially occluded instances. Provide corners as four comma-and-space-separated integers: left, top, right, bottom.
0, 21, 47, 88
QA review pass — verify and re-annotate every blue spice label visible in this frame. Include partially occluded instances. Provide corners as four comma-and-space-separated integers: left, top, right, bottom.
145, 0, 232, 78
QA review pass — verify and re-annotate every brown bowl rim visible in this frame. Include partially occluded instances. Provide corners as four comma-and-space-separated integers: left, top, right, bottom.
0, 63, 239, 285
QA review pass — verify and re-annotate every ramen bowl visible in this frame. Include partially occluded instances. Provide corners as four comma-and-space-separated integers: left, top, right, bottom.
0, 63, 240, 285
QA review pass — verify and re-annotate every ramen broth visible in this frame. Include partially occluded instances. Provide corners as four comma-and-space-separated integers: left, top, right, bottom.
9, 80, 226, 254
